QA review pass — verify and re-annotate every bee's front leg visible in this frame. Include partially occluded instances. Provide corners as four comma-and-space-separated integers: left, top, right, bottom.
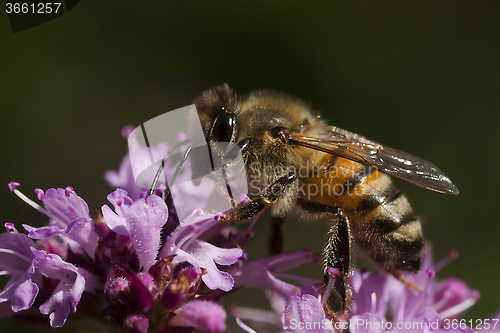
226, 172, 296, 222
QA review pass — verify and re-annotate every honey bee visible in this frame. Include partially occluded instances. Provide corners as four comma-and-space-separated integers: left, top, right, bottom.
184, 84, 458, 320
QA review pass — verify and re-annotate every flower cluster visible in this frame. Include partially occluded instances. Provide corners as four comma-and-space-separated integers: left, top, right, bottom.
0, 128, 496, 333
232, 246, 485, 333
1, 182, 245, 332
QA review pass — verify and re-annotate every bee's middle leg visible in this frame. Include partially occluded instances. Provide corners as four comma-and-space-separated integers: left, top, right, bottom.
298, 200, 353, 320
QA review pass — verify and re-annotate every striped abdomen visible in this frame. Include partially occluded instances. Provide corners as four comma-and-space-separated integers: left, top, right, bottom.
302, 156, 425, 273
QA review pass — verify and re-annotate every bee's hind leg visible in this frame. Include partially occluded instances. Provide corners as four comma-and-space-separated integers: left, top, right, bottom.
298, 200, 353, 321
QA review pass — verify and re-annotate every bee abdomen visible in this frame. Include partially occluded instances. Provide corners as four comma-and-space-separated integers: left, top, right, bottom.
347, 170, 425, 273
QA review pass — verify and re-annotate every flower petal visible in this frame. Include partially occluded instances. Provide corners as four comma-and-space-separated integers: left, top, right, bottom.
282, 294, 333, 333
42, 188, 90, 225
351, 271, 389, 317
0, 268, 38, 312
126, 195, 168, 270
33, 249, 100, 328
183, 240, 242, 291
231, 249, 311, 297
350, 312, 385, 333
23, 188, 98, 257
170, 300, 226, 332
101, 189, 133, 235
0, 225, 39, 312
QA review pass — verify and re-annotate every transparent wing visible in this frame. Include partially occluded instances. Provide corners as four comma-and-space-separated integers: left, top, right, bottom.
288, 126, 459, 195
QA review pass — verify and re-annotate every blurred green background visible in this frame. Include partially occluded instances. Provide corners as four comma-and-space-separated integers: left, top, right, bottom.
1, 1, 499, 332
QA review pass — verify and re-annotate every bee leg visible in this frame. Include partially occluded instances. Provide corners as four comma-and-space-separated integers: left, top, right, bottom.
226, 172, 297, 222
270, 215, 284, 254
322, 209, 353, 320
297, 200, 352, 320
221, 138, 251, 164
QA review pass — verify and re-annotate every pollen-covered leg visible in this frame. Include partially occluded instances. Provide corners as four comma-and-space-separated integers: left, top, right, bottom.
297, 201, 353, 320
322, 210, 353, 319
227, 172, 297, 222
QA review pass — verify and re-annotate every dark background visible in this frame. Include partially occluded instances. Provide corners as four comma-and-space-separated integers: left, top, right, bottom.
1, 2, 499, 332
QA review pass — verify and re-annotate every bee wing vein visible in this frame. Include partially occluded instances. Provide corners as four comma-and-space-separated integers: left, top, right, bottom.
289, 133, 459, 195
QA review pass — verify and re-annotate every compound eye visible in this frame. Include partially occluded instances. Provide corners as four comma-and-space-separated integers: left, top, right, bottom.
211, 112, 238, 142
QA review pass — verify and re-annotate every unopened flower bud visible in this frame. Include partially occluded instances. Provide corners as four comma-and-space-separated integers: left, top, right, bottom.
149, 255, 174, 283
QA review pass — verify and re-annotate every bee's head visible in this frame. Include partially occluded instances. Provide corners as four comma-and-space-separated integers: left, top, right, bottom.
194, 84, 241, 146
193, 85, 325, 171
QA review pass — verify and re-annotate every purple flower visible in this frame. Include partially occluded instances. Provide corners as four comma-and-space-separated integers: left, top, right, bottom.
381, 249, 479, 332
33, 248, 100, 327
350, 271, 389, 317
159, 209, 243, 292
230, 253, 323, 333
230, 249, 314, 297
97, 190, 242, 331
340, 246, 479, 333
282, 293, 334, 333
128, 272, 157, 314
235, 246, 481, 333
13, 186, 99, 258
104, 126, 169, 200
105, 153, 148, 202
102, 189, 169, 271
104, 127, 247, 222
160, 267, 200, 311
349, 312, 385, 333
124, 313, 150, 333
0, 223, 40, 312
170, 300, 227, 332
433, 278, 480, 320
0, 223, 100, 328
